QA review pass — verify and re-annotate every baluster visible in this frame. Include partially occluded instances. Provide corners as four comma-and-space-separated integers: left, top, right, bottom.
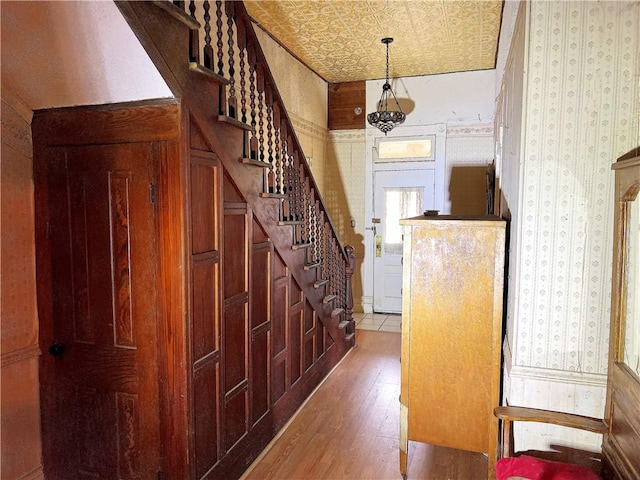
291, 155, 302, 243
289, 154, 297, 220
287, 155, 295, 220
202, 1, 213, 69
308, 193, 316, 257
235, 20, 249, 157
273, 102, 282, 194
299, 164, 306, 224
318, 217, 325, 274
303, 180, 311, 243
324, 222, 331, 284
188, 1, 199, 64
328, 238, 335, 295
214, 1, 226, 115
332, 239, 339, 297
313, 200, 321, 263
236, 18, 248, 124
257, 64, 265, 164
248, 45, 258, 160
265, 88, 274, 193
345, 245, 356, 329
286, 150, 294, 213
292, 160, 301, 221
280, 124, 290, 209
321, 221, 327, 280
282, 193, 290, 223
225, 1, 237, 118
339, 258, 346, 308
215, 1, 224, 76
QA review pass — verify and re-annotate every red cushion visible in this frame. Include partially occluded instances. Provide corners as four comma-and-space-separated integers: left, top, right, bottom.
496, 455, 601, 480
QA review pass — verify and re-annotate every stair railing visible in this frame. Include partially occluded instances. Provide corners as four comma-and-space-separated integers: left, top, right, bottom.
173, 0, 355, 338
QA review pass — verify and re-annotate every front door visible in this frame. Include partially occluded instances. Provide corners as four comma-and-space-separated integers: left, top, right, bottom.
373, 169, 436, 313
37, 142, 161, 479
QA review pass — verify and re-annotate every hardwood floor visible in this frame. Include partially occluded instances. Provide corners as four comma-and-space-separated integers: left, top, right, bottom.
242, 330, 488, 480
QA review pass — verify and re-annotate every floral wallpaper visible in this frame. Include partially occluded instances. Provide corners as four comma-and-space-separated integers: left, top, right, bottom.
514, 1, 639, 375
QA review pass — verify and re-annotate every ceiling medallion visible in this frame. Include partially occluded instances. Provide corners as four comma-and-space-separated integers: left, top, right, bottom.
367, 37, 406, 135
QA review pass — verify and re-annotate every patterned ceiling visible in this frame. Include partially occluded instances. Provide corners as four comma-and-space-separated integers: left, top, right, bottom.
244, 0, 504, 84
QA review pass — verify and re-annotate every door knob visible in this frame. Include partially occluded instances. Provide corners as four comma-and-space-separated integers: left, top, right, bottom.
48, 343, 66, 357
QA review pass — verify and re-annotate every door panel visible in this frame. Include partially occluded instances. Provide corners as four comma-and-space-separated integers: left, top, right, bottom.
373, 169, 435, 313
222, 205, 250, 452
41, 143, 160, 479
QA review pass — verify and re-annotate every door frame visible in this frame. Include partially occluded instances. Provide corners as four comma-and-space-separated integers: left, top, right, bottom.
363, 123, 446, 314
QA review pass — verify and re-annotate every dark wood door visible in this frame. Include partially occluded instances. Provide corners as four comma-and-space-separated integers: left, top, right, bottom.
39, 143, 161, 479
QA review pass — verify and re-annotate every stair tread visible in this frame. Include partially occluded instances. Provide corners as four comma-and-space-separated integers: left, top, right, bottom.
151, 1, 200, 29
291, 242, 312, 250
332, 307, 345, 316
323, 294, 337, 304
314, 279, 330, 288
304, 261, 321, 270
261, 192, 287, 199
189, 63, 229, 85
278, 220, 302, 226
338, 320, 350, 329
242, 157, 270, 168
345, 333, 355, 342
218, 114, 253, 131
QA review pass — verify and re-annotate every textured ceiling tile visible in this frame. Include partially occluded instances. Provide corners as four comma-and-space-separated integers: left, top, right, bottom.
245, 0, 503, 83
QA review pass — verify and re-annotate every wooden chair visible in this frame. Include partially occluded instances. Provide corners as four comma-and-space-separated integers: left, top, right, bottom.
493, 406, 608, 479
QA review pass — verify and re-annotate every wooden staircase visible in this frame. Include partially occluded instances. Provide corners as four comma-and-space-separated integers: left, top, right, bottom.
115, 1, 356, 478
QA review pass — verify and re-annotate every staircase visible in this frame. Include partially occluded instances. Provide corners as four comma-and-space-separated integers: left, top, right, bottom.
116, 1, 356, 478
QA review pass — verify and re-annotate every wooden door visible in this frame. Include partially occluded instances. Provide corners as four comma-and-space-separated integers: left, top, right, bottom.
38, 143, 161, 479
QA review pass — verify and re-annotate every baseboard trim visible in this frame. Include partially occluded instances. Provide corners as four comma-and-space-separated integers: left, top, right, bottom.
507, 364, 606, 387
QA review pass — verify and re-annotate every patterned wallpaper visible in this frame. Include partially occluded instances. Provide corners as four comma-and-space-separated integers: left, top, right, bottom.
514, 1, 640, 375
445, 124, 495, 215
254, 26, 328, 129
325, 131, 367, 245
326, 130, 367, 311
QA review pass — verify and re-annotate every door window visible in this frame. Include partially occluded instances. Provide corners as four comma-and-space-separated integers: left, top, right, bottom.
384, 187, 423, 255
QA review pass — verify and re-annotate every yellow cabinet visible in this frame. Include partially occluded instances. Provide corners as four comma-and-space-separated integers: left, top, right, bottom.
399, 215, 505, 480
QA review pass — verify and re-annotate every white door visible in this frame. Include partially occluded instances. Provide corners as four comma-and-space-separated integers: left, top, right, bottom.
373, 169, 436, 313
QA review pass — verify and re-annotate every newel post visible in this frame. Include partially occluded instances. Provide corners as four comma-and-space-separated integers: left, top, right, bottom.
345, 245, 356, 334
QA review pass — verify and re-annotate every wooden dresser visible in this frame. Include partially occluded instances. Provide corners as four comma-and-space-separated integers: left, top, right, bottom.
399, 215, 506, 480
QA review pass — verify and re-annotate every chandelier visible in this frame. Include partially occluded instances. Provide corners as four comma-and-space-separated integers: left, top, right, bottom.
367, 37, 406, 135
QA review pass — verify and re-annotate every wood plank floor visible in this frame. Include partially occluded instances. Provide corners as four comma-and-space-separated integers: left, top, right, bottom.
242, 330, 488, 480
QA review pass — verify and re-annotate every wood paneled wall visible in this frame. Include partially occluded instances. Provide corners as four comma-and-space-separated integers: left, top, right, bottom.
328, 81, 366, 130
186, 114, 341, 478
189, 131, 223, 477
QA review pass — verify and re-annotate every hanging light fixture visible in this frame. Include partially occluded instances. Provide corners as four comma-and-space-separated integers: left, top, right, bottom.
367, 37, 406, 135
